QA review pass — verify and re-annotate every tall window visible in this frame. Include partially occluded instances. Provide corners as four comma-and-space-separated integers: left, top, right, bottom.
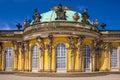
31, 45, 38, 70
110, 47, 118, 68
84, 44, 90, 70
56, 43, 66, 71
4, 47, 12, 68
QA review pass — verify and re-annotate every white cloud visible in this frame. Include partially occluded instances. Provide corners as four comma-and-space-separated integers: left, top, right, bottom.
0, 23, 11, 30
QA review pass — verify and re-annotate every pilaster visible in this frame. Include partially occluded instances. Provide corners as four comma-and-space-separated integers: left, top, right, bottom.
46, 35, 53, 72
92, 53, 95, 72
77, 36, 84, 72
0, 52, 1, 70
24, 41, 29, 71
119, 46, 120, 71
0, 43, 2, 71
28, 45, 31, 72
68, 36, 75, 71
37, 36, 44, 72
104, 42, 111, 71
1, 49, 4, 71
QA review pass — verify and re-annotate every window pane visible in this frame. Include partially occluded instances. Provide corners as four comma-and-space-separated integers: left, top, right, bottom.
5, 47, 12, 68
110, 47, 118, 68
32, 45, 38, 69
56, 43, 66, 70
84, 44, 90, 70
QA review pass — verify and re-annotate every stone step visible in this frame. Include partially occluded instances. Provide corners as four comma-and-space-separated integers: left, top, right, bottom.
1, 71, 120, 77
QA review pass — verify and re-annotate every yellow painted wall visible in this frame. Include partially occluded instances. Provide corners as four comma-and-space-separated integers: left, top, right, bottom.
100, 42, 120, 71
1, 37, 120, 72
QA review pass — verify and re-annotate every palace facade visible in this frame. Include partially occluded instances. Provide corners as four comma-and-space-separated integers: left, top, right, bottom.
0, 4, 120, 72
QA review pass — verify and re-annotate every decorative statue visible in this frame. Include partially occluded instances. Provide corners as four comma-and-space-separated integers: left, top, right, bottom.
19, 42, 24, 54
23, 19, 27, 27
0, 42, 2, 52
13, 41, 18, 54
32, 8, 41, 23
93, 19, 99, 27
77, 36, 85, 57
46, 35, 53, 57
58, 4, 63, 12
68, 36, 75, 57
100, 23, 106, 30
37, 36, 44, 57
104, 42, 110, 51
16, 23, 22, 30
82, 8, 90, 25
24, 41, 29, 54
93, 39, 99, 52
55, 4, 66, 20
73, 12, 80, 21
23, 19, 31, 28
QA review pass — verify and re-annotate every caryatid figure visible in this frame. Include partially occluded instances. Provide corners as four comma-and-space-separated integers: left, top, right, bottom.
46, 35, 53, 57
37, 36, 44, 57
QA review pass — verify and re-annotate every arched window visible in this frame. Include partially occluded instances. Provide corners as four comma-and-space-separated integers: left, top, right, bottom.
4, 47, 12, 68
84, 44, 90, 71
110, 47, 118, 68
56, 43, 66, 72
31, 45, 38, 70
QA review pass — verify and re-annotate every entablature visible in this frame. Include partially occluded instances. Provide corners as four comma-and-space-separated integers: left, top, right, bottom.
0, 30, 23, 41
24, 22, 99, 35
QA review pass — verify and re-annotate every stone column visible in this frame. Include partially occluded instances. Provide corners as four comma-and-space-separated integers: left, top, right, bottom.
24, 41, 29, 71
119, 46, 120, 71
68, 36, 75, 71
104, 42, 111, 71
92, 39, 98, 72
13, 41, 18, 71
77, 36, 84, 72
46, 35, 53, 72
1, 48, 4, 71
0, 42, 2, 71
97, 40, 103, 71
37, 36, 44, 72
92, 51, 95, 72
20, 42, 25, 71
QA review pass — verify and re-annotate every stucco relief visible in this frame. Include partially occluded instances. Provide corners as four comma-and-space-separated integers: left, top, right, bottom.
46, 35, 53, 57
37, 36, 44, 57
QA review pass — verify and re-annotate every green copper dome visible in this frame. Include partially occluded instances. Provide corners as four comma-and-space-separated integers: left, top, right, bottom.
30, 10, 92, 25
24, 5, 99, 33
40, 10, 82, 22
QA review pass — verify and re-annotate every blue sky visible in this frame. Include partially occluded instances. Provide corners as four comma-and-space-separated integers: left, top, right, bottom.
0, 0, 120, 30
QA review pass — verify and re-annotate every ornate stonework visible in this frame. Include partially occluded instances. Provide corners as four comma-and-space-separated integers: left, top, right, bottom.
37, 36, 44, 57
0, 4, 120, 73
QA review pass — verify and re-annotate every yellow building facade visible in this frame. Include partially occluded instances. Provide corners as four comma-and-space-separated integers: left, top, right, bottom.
0, 4, 120, 72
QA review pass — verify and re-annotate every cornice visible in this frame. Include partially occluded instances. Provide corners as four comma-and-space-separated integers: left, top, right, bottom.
23, 29, 100, 40
100, 30, 120, 35
24, 22, 99, 34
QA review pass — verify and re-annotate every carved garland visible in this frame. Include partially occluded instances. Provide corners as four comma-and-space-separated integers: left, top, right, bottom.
46, 35, 53, 57
13, 41, 18, 55
24, 41, 29, 54
0, 42, 2, 54
77, 36, 85, 58
68, 36, 75, 57
37, 36, 44, 57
